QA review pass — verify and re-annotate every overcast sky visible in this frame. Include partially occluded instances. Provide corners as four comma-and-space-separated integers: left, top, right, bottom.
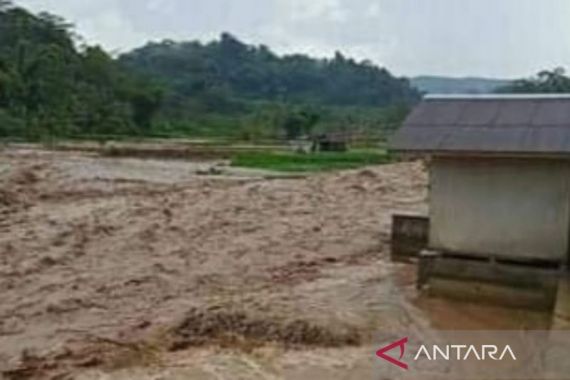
15, 0, 570, 79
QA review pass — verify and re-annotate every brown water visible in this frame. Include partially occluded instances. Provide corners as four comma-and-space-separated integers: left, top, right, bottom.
0, 148, 554, 380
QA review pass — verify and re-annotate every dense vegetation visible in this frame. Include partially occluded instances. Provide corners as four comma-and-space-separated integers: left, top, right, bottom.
120, 34, 419, 108
10, 1, 569, 143
497, 68, 570, 93
232, 150, 390, 172
119, 34, 420, 140
0, 1, 162, 140
0, 1, 421, 141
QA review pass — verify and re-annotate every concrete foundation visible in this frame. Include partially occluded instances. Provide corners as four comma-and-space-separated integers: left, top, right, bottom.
418, 251, 562, 311
390, 215, 429, 262
553, 276, 570, 329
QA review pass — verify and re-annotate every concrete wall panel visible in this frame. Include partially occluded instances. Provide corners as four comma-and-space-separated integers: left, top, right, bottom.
430, 157, 570, 261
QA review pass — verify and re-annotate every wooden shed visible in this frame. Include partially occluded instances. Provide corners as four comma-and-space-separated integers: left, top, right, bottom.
311, 133, 349, 152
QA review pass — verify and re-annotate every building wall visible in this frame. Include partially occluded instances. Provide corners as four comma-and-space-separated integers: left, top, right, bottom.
430, 157, 570, 261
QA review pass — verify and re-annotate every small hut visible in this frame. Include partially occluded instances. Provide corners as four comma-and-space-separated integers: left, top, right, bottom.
391, 94, 570, 264
390, 94, 570, 309
311, 133, 349, 152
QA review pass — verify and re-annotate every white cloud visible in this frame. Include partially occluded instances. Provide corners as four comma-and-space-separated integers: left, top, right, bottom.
146, 0, 173, 13
278, 0, 347, 23
16, 0, 150, 52
365, 3, 381, 18
81, 9, 149, 52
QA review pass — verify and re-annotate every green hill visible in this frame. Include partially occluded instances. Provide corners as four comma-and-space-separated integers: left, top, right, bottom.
411, 75, 511, 94
117, 34, 420, 139
120, 34, 420, 109
0, 1, 161, 140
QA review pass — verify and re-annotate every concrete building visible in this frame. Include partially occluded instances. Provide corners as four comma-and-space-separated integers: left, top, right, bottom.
391, 94, 570, 266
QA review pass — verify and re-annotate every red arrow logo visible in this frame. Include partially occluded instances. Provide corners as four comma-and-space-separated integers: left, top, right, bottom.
376, 337, 409, 370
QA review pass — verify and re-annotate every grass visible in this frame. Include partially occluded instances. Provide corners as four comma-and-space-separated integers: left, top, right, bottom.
231, 150, 392, 172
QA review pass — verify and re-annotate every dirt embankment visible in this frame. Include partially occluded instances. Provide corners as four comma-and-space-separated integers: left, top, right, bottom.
0, 148, 432, 379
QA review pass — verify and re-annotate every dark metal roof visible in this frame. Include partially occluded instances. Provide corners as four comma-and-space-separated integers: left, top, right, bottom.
390, 94, 570, 156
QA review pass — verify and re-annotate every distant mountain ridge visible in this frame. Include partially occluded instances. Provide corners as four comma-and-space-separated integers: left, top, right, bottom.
411, 76, 511, 94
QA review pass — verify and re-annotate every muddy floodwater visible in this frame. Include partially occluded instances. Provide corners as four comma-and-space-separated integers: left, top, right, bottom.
0, 147, 551, 379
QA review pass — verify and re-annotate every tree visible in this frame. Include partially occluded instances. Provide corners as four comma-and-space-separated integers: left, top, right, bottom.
129, 85, 163, 131
119, 33, 420, 110
498, 67, 570, 93
0, 4, 416, 141
0, 3, 162, 139
280, 107, 320, 139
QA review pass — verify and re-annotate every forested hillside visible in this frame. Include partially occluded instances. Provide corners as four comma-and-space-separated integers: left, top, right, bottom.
118, 34, 420, 139
0, 1, 162, 140
496, 68, 570, 93
0, 2, 419, 141
120, 34, 419, 108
